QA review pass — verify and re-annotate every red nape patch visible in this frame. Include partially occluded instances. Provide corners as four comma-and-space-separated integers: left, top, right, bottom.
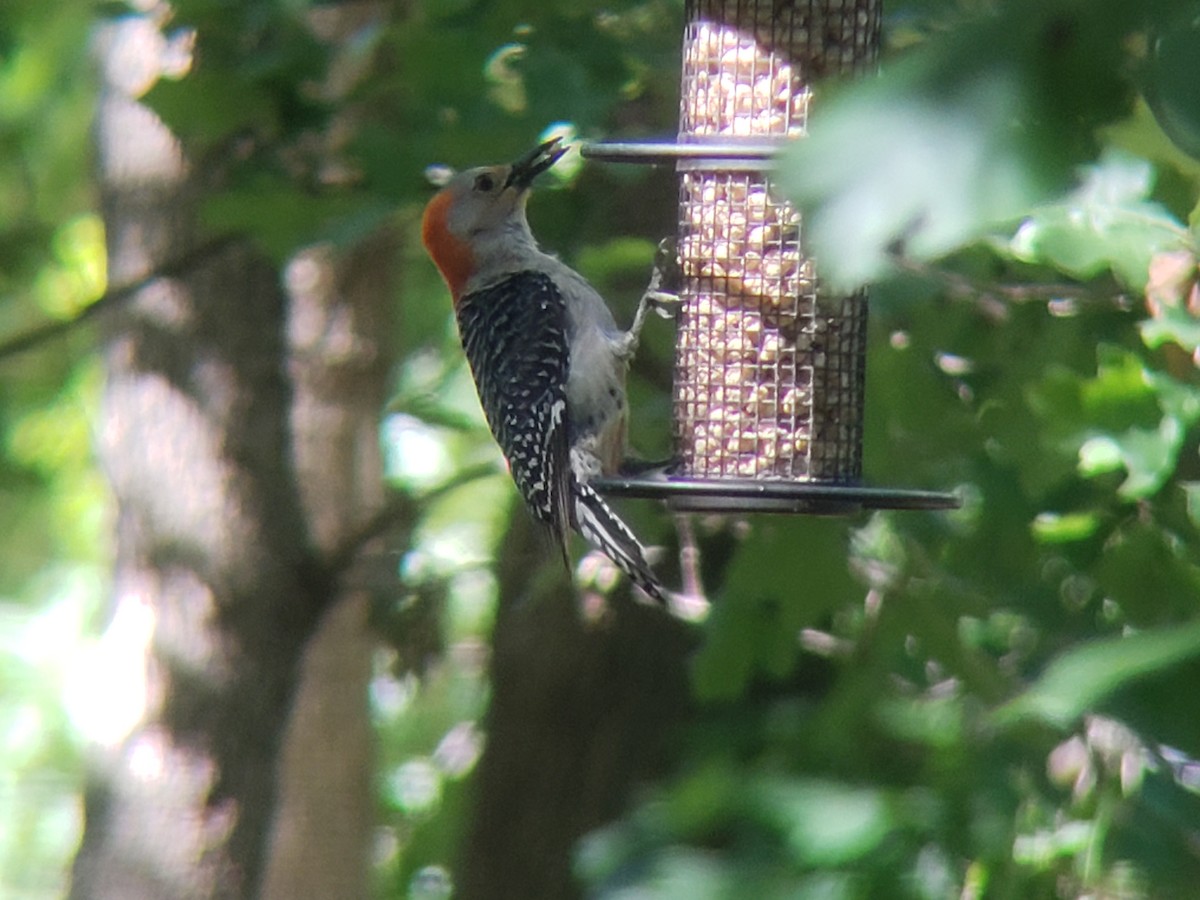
421, 190, 474, 302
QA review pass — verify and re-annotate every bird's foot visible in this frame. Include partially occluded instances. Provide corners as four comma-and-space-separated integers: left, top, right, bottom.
623, 238, 683, 356
641, 236, 683, 318
617, 455, 679, 478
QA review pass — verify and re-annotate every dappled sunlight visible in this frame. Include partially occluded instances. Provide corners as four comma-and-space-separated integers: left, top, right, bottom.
34, 215, 106, 320
99, 11, 193, 99
408, 864, 453, 900
0, 340, 108, 893
432, 721, 482, 778
0, 570, 103, 896
100, 368, 241, 567
383, 413, 454, 487
125, 278, 193, 331
65, 589, 153, 747
8, 392, 93, 480
537, 122, 582, 183
387, 757, 442, 816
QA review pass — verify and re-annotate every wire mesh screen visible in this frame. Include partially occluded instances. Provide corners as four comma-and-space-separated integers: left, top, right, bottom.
673, 0, 880, 483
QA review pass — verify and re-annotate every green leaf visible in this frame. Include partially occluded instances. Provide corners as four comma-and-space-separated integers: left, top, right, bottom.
1009, 152, 1189, 289
143, 71, 278, 150
1183, 482, 1200, 530
754, 778, 893, 866
1141, 303, 1200, 354
201, 182, 387, 261
874, 695, 964, 749
1146, 367, 1200, 425
775, 0, 1160, 290
997, 618, 1200, 728
1030, 511, 1101, 544
1079, 417, 1180, 499
777, 73, 1046, 290
1080, 345, 1160, 430
1105, 658, 1200, 756
1012, 821, 1096, 867
692, 520, 856, 701
1094, 522, 1200, 625
1068, 348, 1200, 498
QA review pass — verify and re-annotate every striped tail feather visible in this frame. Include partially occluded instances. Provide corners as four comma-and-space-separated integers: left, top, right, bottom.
572, 481, 668, 605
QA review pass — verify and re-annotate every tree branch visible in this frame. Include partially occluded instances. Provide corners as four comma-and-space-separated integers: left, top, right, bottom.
890, 253, 1131, 320
0, 235, 240, 364
324, 462, 501, 579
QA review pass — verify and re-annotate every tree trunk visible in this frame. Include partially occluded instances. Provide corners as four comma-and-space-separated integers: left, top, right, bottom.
260, 235, 396, 900
456, 513, 695, 900
71, 14, 392, 898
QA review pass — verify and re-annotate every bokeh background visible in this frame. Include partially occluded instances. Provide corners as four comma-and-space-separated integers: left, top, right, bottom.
4, 1, 1200, 897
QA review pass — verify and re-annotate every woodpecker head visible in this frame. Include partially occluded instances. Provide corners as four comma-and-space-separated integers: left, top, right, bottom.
422, 137, 568, 300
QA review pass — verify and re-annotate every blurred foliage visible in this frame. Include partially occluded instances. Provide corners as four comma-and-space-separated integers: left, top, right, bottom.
586, 1, 1200, 896
7, 0, 1200, 897
0, 1, 108, 896
778, 0, 1200, 292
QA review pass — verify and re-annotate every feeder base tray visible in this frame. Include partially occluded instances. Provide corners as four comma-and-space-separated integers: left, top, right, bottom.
592, 475, 960, 515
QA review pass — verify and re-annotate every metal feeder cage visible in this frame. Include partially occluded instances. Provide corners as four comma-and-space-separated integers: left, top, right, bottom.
586, 0, 957, 514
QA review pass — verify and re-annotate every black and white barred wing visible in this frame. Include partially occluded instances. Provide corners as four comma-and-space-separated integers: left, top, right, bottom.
456, 271, 573, 553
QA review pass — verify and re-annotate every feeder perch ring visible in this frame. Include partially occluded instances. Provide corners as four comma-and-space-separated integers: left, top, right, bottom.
593, 476, 959, 515
582, 140, 787, 171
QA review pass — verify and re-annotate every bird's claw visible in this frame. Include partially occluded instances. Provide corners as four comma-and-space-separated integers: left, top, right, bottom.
627, 237, 683, 347
652, 237, 683, 293
617, 455, 678, 477
643, 290, 681, 319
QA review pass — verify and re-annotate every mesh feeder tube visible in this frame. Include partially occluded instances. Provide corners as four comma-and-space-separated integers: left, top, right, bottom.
586, 0, 957, 514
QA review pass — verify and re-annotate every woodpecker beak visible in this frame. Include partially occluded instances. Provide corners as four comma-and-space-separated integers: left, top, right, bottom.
505, 137, 567, 190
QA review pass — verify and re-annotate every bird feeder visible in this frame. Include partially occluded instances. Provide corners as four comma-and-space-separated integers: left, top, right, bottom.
586, 0, 957, 513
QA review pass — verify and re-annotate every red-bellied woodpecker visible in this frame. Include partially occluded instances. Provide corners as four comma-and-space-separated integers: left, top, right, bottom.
421, 137, 669, 605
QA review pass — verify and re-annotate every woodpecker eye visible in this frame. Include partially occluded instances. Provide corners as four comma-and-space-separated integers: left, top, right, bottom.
474, 173, 496, 193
